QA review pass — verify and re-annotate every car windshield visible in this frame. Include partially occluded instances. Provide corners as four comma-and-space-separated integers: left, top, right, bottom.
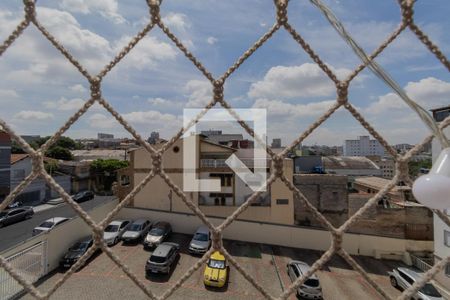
105, 225, 119, 232
149, 255, 166, 263
304, 279, 320, 287
149, 228, 164, 236
69, 242, 89, 252
39, 221, 54, 228
129, 224, 142, 231
419, 283, 441, 297
193, 233, 208, 241
74, 192, 84, 198
208, 259, 225, 269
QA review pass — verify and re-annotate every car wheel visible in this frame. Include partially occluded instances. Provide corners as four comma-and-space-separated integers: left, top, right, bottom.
390, 276, 398, 287
25, 214, 32, 219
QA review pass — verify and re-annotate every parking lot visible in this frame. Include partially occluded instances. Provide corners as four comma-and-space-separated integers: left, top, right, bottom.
21, 233, 403, 300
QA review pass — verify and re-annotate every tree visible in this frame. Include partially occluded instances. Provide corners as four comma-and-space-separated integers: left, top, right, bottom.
45, 146, 73, 161
91, 159, 129, 192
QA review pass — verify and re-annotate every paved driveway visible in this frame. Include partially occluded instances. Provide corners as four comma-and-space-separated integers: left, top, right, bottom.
19, 234, 403, 300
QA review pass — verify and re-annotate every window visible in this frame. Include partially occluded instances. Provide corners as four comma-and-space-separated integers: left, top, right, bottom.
120, 175, 130, 186
399, 270, 414, 285
444, 230, 450, 247
446, 263, 450, 277
276, 199, 289, 205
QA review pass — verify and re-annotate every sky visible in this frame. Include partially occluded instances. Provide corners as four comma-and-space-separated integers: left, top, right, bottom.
0, 0, 449, 147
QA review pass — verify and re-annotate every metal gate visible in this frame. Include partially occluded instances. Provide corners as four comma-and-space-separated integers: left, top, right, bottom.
0, 241, 47, 300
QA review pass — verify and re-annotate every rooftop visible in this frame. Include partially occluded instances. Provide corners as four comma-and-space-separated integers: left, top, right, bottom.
10, 154, 29, 165
323, 156, 379, 170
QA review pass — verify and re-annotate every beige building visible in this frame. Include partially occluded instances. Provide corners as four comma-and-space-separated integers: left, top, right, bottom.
119, 135, 294, 225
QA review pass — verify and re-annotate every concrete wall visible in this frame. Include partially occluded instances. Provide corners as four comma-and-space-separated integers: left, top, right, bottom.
348, 194, 433, 240
1, 200, 118, 273
116, 207, 433, 261
293, 174, 348, 227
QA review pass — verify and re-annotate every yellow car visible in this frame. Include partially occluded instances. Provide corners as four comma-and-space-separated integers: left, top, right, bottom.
203, 251, 228, 287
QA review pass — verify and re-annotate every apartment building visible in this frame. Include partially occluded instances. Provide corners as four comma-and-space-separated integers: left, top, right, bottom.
431, 105, 450, 289
367, 156, 395, 179
120, 135, 294, 225
343, 135, 386, 156
0, 131, 11, 202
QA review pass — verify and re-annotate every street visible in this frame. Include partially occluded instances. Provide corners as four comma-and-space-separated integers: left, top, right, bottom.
0, 196, 115, 252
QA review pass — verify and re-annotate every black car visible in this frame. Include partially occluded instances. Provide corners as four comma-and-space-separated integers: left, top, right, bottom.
145, 242, 180, 275
7, 201, 23, 209
60, 236, 94, 269
0, 207, 34, 227
72, 191, 95, 203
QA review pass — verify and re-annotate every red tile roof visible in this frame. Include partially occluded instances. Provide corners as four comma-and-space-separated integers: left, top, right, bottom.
11, 154, 29, 164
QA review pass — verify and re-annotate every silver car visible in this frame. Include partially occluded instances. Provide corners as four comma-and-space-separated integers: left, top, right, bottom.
143, 221, 172, 249
287, 260, 322, 299
389, 267, 443, 300
103, 220, 131, 246
188, 226, 211, 255
121, 219, 152, 243
32, 217, 69, 236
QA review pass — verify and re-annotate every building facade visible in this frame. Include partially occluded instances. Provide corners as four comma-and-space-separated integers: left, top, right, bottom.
431, 106, 450, 289
0, 131, 11, 202
119, 135, 294, 225
343, 135, 386, 156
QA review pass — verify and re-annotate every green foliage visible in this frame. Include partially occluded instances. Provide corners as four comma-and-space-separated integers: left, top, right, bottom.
45, 146, 74, 161
409, 159, 432, 178
91, 159, 129, 173
45, 160, 59, 175
11, 141, 26, 154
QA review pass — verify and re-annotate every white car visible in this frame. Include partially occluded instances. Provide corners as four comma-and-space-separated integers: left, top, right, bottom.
103, 220, 131, 246
32, 217, 69, 236
389, 267, 443, 300
287, 260, 322, 299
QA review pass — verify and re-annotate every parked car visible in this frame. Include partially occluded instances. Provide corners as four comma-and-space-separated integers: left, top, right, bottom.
145, 242, 180, 275
204, 251, 228, 288
143, 221, 171, 249
188, 226, 211, 255
0, 207, 34, 228
60, 236, 94, 269
32, 217, 69, 236
389, 267, 443, 300
121, 219, 152, 243
287, 260, 322, 299
72, 191, 94, 203
7, 201, 23, 209
103, 220, 131, 246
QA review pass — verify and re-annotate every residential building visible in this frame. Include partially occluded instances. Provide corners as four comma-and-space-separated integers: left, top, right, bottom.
98, 133, 114, 139
147, 131, 160, 144
54, 159, 92, 193
430, 105, 450, 289
271, 138, 281, 148
118, 135, 294, 225
367, 156, 396, 179
200, 130, 244, 147
343, 135, 386, 156
352, 176, 415, 203
11, 154, 71, 205
0, 131, 11, 202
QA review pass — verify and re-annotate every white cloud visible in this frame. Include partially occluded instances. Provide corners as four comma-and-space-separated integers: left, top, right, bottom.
184, 80, 212, 108
44, 97, 85, 111
252, 99, 336, 117
88, 113, 117, 129
122, 111, 178, 125
59, 0, 125, 24
367, 77, 450, 114
69, 84, 87, 93
162, 13, 190, 32
207, 36, 218, 45
248, 63, 352, 100
113, 36, 177, 70
14, 111, 54, 120
0, 89, 19, 99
